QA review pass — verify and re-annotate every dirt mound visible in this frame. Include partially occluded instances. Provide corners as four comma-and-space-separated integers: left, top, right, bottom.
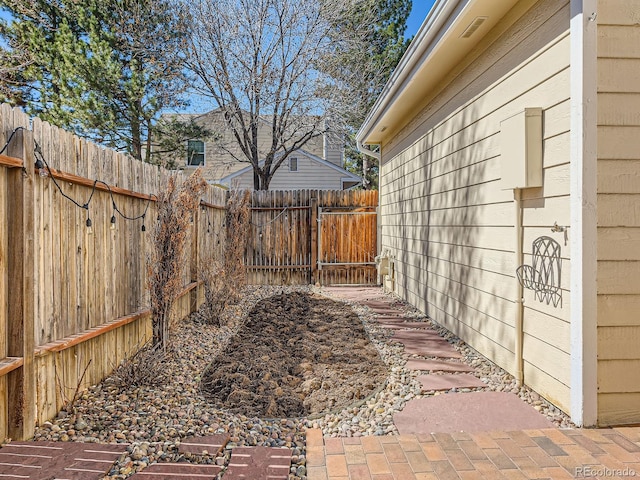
200, 291, 388, 418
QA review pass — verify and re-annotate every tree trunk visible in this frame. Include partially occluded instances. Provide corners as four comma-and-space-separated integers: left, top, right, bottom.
259, 171, 271, 191
362, 156, 370, 190
144, 120, 152, 163
131, 114, 143, 161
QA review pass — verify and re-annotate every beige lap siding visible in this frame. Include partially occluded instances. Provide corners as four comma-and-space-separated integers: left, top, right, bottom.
379, 0, 572, 412
596, 0, 640, 426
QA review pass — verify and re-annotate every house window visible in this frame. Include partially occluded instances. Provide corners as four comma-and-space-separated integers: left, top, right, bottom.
187, 140, 205, 166
289, 157, 298, 172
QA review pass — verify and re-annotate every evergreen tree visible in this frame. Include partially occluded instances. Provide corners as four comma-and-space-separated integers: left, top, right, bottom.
0, 0, 200, 163
328, 0, 412, 189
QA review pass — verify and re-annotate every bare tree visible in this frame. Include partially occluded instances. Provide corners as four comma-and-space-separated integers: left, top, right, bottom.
181, 0, 371, 190
0, 46, 32, 105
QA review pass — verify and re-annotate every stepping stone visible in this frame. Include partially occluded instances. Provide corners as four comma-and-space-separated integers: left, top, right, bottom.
179, 434, 229, 456
374, 316, 410, 323
403, 344, 462, 358
129, 462, 222, 479
379, 321, 434, 329
370, 307, 403, 316
223, 446, 292, 480
391, 331, 443, 340
361, 300, 396, 310
378, 324, 424, 330
391, 337, 451, 349
380, 322, 438, 335
416, 373, 486, 392
321, 286, 385, 302
405, 359, 475, 373
393, 391, 554, 434
0, 442, 126, 480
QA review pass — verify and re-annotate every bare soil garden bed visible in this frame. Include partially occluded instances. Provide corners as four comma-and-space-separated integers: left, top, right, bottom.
200, 291, 388, 418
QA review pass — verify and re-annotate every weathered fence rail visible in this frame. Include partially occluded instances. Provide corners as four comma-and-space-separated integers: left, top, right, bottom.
0, 105, 226, 442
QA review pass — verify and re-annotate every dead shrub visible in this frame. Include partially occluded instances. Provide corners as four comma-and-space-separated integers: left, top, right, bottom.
223, 189, 251, 291
197, 189, 250, 325
147, 170, 207, 350
109, 344, 170, 388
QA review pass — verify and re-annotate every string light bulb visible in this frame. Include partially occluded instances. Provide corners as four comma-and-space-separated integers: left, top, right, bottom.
110, 215, 116, 230
86, 217, 93, 235
34, 158, 49, 178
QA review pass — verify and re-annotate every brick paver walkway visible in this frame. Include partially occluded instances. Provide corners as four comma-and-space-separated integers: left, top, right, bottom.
0, 441, 126, 479
306, 426, 640, 479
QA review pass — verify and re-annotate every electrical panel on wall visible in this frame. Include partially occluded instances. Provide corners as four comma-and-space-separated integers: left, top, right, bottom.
500, 108, 543, 190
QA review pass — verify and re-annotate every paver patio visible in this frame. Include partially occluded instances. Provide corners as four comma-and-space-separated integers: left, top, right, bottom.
306, 426, 640, 480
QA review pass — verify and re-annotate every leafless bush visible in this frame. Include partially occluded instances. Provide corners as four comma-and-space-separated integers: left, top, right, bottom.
54, 355, 92, 413
196, 258, 228, 325
197, 189, 250, 325
147, 170, 207, 350
224, 189, 251, 291
109, 343, 170, 388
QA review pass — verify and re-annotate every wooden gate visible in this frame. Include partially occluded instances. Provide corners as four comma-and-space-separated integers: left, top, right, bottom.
317, 207, 378, 285
245, 190, 378, 285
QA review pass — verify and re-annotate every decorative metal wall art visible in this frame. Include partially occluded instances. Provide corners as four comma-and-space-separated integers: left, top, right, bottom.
516, 236, 562, 307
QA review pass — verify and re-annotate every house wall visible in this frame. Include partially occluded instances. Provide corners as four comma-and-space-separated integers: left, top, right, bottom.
596, 0, 640, 426
227, 152, 350, 190
182, 111, 325, 183
378, 0, 573, 412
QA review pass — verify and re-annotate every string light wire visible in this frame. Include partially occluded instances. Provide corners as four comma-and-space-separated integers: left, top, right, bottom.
0, 126, 25, 155
33, 139, 152, 230
250, 207, 288, 228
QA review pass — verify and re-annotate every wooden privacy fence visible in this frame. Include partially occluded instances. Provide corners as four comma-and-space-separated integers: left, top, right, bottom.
0, 104, 378, 443
246, 190, 379, 285
0, 105, 227, 442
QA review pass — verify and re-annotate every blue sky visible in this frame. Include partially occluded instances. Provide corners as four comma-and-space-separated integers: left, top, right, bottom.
405, 1, 437, 37
0, 2, 437, 40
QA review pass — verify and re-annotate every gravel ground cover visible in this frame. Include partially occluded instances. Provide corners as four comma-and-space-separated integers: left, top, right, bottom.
31, 285, 573, 480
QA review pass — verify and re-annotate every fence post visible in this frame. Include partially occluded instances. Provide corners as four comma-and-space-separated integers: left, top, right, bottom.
7, 128, 36, 440
190, 206, 199, 314
310, 198, 318, 285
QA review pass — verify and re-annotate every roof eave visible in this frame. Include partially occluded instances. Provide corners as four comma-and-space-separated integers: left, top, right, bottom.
357, 0, 521, 147
357, 0, 465, 146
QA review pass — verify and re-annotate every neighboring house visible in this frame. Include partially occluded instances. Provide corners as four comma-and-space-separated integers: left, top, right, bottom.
166, 109, 358, 190
218, 149, 361, 190
357, 0, 640, 427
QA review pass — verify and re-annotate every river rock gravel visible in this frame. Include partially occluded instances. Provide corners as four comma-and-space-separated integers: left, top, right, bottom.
30, 285, 573, 480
